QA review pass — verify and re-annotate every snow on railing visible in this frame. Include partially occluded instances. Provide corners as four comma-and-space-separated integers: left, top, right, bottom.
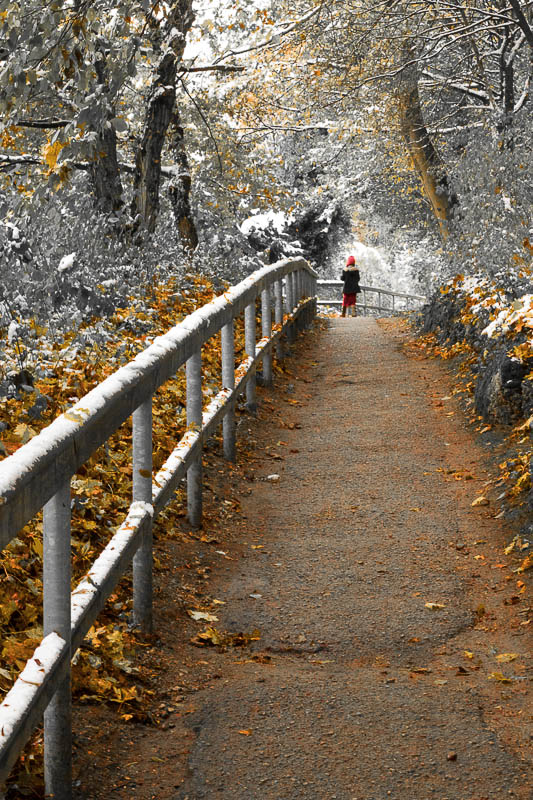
316, 280, 426, 316
0, 258, 317, 799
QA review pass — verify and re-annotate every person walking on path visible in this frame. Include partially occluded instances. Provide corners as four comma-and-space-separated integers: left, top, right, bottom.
340, 255, 361, 317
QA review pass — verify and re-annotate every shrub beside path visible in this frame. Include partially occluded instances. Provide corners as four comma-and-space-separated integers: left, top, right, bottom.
75, 317, 532, 800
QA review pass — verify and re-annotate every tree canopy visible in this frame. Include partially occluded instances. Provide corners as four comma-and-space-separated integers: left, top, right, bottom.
0, 0, 532, 313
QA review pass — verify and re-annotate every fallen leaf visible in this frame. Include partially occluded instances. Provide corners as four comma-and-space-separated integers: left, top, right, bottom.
472, 496, 489, 507
425, 602, 446, 610
517, 553, 533, 573
13, 423, 37, 443
464, 650, 474, 659
190, 626, 225, 647
504, 537, 518, 555
187, 610, 219, 623
495, 653, 519, 663
238, 729, 252, 735
487, 671, 512, 683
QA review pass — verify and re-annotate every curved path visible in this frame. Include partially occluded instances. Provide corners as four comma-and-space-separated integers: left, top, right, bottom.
76, 318, 532, 800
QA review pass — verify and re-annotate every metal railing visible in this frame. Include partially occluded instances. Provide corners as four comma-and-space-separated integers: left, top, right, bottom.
0, 258, 317, 799
317, 280, 426, 315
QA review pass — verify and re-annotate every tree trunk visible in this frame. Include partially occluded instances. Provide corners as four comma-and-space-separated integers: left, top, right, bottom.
397, 49, 455, 238
498, 28, 516, 149
88, 58, 124, 214
131, 0, 195, 235
131, 51, 177, 233
168, 109, 198, 252
89, 124, 124, 213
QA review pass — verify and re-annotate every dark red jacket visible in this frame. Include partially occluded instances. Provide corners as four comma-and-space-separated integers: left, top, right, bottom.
341, 268, 361, 294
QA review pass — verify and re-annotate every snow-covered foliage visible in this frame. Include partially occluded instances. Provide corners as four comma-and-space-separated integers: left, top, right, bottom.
1, 0, 531, 358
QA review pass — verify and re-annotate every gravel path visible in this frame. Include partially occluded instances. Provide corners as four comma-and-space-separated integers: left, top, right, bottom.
75, 317, 532, 800
175, 318, 531, 800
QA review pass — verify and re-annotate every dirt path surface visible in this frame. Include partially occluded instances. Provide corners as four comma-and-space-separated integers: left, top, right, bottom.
75, 317, 532, 800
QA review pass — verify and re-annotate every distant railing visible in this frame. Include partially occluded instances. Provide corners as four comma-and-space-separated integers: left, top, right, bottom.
0, 258, 317, 799
317, 280, 426, 316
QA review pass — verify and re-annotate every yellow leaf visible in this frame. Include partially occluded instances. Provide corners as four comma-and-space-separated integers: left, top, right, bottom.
487, 671, 512, 683
504, 537, 517, 555
495, 653, 519, 663
42, 140, 66, 171
425, 602, 445, 610
13, 423, 36, 443
187, 610, 219, 623
463, 650, 474, 659
471, 496, 489, 507
515, 415, 533, 432
31, 538, 43, 558
238, 729, 252, 736
517, 553, 533, 573
190, 626, 224, 647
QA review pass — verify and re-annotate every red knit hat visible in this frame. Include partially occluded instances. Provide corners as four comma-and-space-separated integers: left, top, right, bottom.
346, 255, 356, 266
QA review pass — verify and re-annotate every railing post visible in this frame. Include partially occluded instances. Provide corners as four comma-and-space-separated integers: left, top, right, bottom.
186, 348, 203, 527
286, 273, 295, 343
307, 272, 315, 326
221, 320, 236, 461
378, 291, 382, 314
311, 273, 318, 322
295, 270, 303, 331
285, 273, 293, 314
275, 279, 284, 360
133, 398, 153, 632
261, 286, 272, 386
392, 294, 395, 314
43, 480, 72, 800
245, 300, 257, 411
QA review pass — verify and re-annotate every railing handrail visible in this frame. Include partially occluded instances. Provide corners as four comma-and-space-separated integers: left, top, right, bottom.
0, 259, 315, 547
0, 257, 317, 796
316, 279, 426, 303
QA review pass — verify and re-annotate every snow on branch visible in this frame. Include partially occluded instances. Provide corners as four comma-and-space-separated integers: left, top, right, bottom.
181, 64, 245, 74
212, 5, 322, 65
